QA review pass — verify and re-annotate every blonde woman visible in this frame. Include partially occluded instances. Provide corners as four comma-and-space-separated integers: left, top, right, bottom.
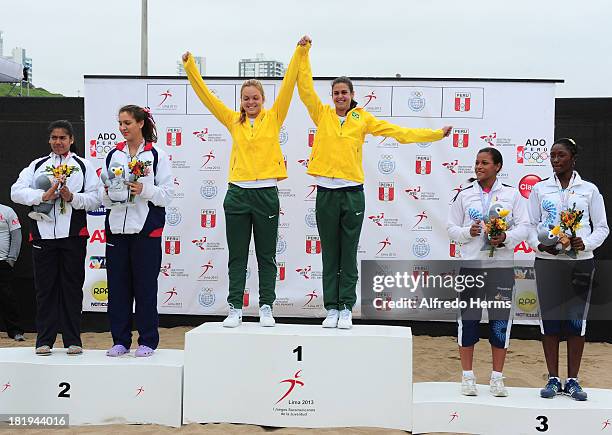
182, 36, 309, 327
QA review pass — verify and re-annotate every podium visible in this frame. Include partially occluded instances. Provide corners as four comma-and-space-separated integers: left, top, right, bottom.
183, 322, 413, 429
413, 382, 612, 434
0, 348, 183, 427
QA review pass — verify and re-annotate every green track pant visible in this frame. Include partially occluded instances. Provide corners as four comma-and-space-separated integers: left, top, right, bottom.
223, 184, 279, 309
315, 187, 365, 311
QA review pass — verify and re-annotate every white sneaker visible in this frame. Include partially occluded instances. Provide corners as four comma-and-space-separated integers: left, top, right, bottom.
337, 309, 352, 329
223, 304, 242, 328
461, 375, 478, 396
259, 304, 275, 327
490, 377, 508, 397
322, 309, 339, 328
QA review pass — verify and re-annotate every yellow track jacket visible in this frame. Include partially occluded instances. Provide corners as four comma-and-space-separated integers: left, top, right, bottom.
297, 48, 445, 184
184, 45, 307, 182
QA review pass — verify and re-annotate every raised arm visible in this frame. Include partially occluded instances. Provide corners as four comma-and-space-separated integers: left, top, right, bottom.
182, 52, 236, 128
296, 41, 324, 126
365, 113, 449, 144
271, 41, 309, 124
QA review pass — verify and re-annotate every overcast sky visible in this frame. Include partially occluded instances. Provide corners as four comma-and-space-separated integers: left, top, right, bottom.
2, 0, 610, 97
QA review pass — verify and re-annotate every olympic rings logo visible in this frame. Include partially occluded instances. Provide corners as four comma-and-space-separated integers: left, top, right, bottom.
523, 151, 548, 164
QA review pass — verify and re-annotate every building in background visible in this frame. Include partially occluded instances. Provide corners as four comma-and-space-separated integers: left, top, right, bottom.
11, 47, 32, 84
0, 31, 33, 84
238, 53, 285, 77
177, 56, 206, 76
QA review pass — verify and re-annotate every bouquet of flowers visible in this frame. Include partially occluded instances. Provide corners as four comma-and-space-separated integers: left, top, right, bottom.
559, 202, 584, 257
44, 164, 80, 213
484, 215, 509, 257
127, 157, 152, 202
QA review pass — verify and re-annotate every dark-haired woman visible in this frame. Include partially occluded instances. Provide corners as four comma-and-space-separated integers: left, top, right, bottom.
297, 37, 451, 329
527, 138, 608, 400
182, 37, 309, 328
11, 120, 101, 355
448, 147, 529, 396
102, 105, 173, 357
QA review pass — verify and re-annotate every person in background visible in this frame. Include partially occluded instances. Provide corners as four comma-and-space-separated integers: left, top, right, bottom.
448, 147, 529, 397
182, 36, 309, 328
297, 36, 451, 329
528, 138, 609, 401
0, 203, 25, 341
11, 120, 101, 355
102, 105, 173, 358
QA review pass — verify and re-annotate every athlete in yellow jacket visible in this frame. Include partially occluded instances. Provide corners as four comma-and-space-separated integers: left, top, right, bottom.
182, 39, 309, 328
297, 37, 452, 329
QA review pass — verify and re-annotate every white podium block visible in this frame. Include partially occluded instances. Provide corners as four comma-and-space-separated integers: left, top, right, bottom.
183, 323, 412, 430
0, 348, 183, 427
413, 382, 612, 434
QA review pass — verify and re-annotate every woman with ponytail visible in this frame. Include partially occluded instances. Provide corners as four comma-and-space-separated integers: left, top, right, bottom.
102, 105, 173, 357
297, 36, 452, 329
182, 36, 310, 328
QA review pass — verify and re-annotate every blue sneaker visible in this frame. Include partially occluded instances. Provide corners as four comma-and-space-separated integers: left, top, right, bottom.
540, 377, 562, 398
564, 378, 587, 401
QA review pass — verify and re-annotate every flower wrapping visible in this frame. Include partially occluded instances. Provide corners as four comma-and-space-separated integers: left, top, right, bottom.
44, 164, 80, 214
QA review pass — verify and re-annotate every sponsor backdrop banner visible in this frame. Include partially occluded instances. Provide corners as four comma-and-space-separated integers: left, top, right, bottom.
84, 77, 555, 322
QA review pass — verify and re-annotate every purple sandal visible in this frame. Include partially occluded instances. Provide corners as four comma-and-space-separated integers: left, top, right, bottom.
106, 344, 129, 357
135, 345, 154, 357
